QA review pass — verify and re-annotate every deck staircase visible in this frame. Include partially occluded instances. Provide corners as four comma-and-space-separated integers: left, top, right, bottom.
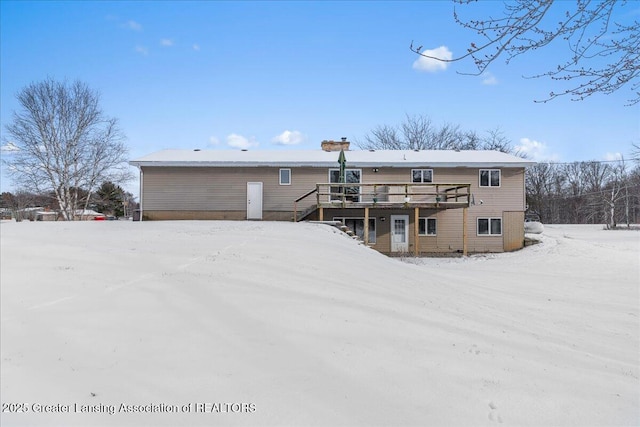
294, 204, 318, 222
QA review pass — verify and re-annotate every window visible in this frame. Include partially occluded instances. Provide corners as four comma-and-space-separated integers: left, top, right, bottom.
329, 169, 361, 202
412, 169, 433, 183
479, 169, 500, 187
418, 218, 437, 235
477, 218, 502, 235
279, 169, 291, 185
333, 217, 376, 243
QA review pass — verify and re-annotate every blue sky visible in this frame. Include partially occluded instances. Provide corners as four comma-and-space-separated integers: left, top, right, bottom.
1, 1, 638, 194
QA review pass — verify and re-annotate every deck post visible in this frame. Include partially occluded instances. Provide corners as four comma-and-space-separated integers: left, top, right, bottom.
414, 207, 420, 256
463, 206, 468, 256
319, 207, 324, 222
364, 207, 369, 245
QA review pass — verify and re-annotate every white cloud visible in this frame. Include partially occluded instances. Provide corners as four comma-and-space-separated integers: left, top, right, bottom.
125, 20, 142, 31
227, 134, 258, 149
412, 46, 452, 72
209, 136, 220, 146
482, 72, 498, 85
271, 130, 305, 146
160, 39, 174, 47
0, 142, 19, 153
192, 44, 201, 51
515, 138, 560, 161
135, 45, 149, 56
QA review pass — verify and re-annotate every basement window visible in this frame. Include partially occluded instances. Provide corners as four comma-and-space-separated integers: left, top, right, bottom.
477, 218, 502, 236
418, 218, 437, 236
279, 168, 291, 185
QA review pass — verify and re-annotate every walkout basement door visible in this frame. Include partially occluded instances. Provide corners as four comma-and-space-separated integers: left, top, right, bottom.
390, 215, 409, 252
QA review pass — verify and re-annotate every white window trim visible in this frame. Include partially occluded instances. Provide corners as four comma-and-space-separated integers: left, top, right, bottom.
418, 217, 437, 236
412, 169, 433, 183
477, 217, 502, 236
333, 216, 376, 244
479, 169, 501, 187
279, 168, 291, 185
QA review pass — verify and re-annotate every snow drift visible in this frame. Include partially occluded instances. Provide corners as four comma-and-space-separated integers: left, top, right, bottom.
1, 221, 638, 426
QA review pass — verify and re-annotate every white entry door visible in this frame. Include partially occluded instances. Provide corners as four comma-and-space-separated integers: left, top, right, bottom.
247, 182, 263, 220
390, 215, 409, 252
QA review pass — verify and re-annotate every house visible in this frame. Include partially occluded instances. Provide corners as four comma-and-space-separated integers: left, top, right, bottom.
35, 208, 58, 221
129, 140, 535, 255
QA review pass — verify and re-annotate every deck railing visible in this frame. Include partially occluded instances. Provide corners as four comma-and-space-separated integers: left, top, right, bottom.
294, 182, 471, 221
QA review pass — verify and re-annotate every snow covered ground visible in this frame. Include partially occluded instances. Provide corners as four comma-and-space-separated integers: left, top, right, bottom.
1, 220, 638, 426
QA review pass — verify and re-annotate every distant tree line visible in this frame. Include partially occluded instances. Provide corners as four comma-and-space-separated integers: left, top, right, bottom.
0, 181, 137, 221
526, 158, 640, 228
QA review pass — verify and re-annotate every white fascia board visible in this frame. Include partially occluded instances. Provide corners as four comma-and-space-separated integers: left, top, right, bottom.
129, 160, 535, 168
129, 161, 339, 168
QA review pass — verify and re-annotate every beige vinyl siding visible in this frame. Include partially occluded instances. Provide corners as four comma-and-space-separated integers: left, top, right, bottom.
143, 165, 524, 212
142, 166, 325, 212
417, 209, 464, 254
471, 168, 526, 211
467, 168, 525, 252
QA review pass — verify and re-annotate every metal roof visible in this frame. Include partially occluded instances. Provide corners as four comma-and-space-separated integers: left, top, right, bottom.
129, 149, 535, 168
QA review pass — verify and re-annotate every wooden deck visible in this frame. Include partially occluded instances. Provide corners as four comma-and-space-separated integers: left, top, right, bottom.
294, 182, 472, 256
294, 182, 471, 221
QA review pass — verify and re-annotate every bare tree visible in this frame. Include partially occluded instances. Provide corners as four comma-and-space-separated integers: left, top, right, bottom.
482, 127, 518, 154
411, 1, 639, 105
360, 124, 404, 150
357, 114, 519, 154
525, 162, 555, 222
430, 122, 464, 149
3, 79, 131, 220
632, 142, 640, 163
581, 161, 611, 223
604, 156, 631, 228
400, 114, 436, 149
562, 162, 586, 223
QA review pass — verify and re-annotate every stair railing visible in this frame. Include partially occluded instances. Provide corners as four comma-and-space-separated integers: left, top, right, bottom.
293, 187, 319, 222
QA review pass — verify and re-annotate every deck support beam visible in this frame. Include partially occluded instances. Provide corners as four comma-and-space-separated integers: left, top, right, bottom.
414, 207, 420, 256
463, 206, 468, 256
364, 207, 369, 245
319, 207, 324, 221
